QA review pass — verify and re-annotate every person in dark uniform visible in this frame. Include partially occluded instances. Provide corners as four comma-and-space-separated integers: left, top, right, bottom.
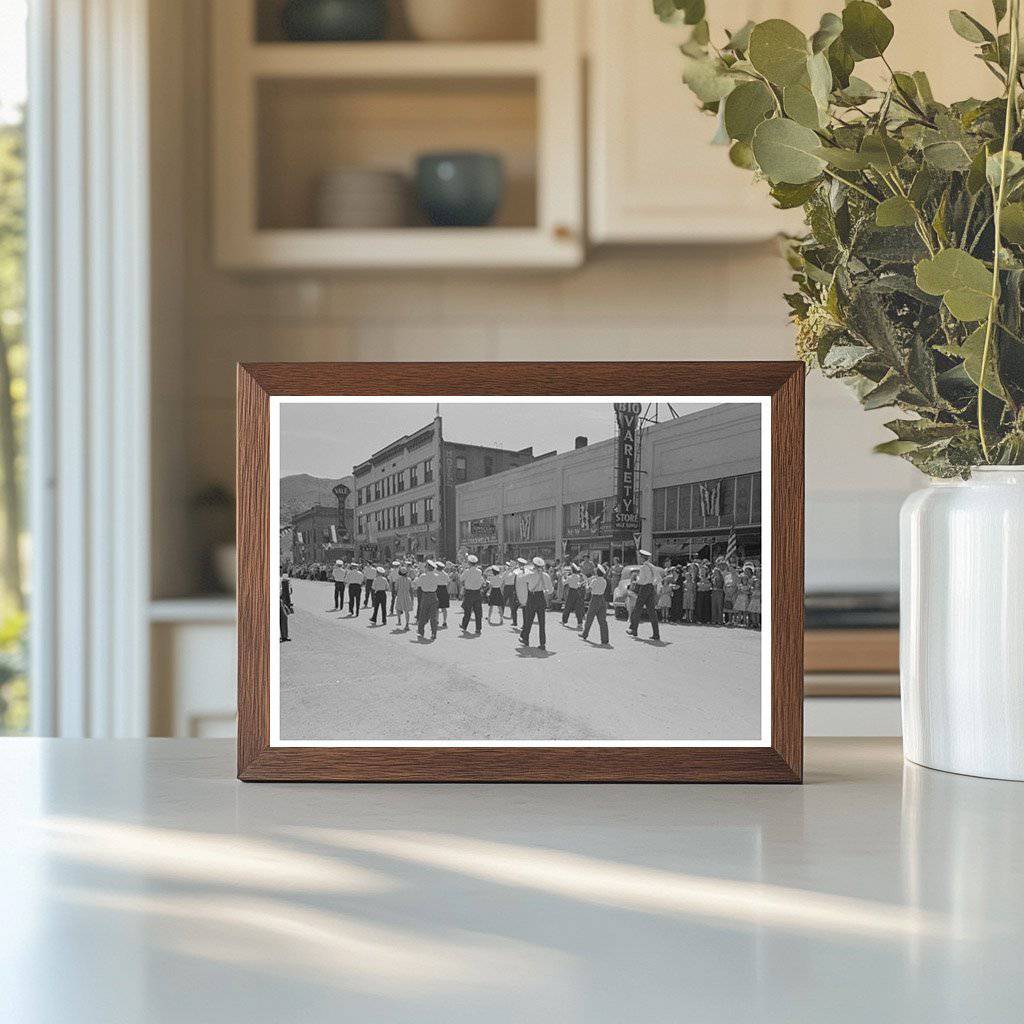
362, 562, 374, 608
580, 564, 610, 645
460, 554, 484, 634
627, 549, 661, 641
519, 556, 553, 650
561, 563, 585, 629
280, 574, 293, 641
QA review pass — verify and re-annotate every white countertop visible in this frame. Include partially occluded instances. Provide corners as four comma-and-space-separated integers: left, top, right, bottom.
2, 738, 1021, 1023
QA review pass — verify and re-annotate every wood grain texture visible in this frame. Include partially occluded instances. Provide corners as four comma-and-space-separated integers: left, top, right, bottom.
236, 361, 805, 782
804, 629, 899, 675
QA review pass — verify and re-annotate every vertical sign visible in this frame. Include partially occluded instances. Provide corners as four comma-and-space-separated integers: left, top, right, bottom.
332, 481, 350, 540
613, 403, 642, 532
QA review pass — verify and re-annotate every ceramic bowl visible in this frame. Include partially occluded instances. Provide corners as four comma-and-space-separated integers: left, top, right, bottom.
415, 152, 505, 228
280, 0, 388, 42
403, 0, 534, 42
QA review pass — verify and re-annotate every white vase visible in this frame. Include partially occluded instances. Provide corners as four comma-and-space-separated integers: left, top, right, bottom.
900, 467, 1024, 780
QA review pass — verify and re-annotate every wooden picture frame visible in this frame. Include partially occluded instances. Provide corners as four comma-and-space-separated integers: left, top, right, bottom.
237, 362, 804, 782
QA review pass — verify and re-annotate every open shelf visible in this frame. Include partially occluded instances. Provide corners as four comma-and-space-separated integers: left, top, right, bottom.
213, 0, 582, 268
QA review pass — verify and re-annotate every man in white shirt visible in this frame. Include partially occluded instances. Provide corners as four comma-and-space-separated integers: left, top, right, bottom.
332, 559, 346, 610
581, 564, 610, 645
362, 562, 374, 609
627, 549, 661, 641
460, 554, 485, 634
346, 562, 364, 617
370, 566, 390, 624
388, 560, 401, 613
519, 556, 554, 650
561, 563, 585, 629
514, 557, 530, 616
415, 559, 445, 640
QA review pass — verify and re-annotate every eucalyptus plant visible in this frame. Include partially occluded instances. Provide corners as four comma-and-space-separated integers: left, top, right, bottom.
658, 0, 1024, 475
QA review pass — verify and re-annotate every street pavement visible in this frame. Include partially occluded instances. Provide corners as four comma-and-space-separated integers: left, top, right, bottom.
280, 579, 763, 743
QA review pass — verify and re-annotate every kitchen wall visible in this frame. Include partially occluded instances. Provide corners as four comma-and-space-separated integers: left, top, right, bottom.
151, 0, 919, 600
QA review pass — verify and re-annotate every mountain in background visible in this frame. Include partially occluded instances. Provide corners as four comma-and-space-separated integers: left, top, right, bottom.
279, 473, 351, 525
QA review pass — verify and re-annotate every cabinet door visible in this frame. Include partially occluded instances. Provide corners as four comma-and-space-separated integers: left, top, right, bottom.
588, 1, 814, 243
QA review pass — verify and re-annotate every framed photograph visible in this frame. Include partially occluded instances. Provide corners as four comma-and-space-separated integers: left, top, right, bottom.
237, 362, 803, 782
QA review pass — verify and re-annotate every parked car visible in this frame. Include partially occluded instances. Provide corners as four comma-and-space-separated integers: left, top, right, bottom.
611, 566, 641, 619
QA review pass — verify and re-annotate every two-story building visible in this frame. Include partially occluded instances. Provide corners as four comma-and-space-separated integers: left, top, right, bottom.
352, 415, 534, 562
290, 503, 352, 567
455, 404, 763, 566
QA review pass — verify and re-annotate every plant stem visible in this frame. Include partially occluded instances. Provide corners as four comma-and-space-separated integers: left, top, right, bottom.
821, 167, 879, 203
979, 0, 1021, 463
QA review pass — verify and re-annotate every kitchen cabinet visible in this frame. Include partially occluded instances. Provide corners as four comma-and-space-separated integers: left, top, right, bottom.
587, 0, 999, 244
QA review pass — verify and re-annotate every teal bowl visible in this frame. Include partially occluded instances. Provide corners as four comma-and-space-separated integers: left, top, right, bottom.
415, 152, 505, 228
281, 0, 388, 42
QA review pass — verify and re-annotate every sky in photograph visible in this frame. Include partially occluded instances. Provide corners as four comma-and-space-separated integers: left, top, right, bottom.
279, 400, 721, 480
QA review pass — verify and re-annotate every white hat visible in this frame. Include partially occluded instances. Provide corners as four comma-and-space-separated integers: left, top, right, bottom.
335, 559, 344, 565
517, 557, 528, 566
467, 554, 479, 564
532, 556, 546, 567
280, 573, 289, 581
639, 549, 652, 558
376, 566, 385, 574
426, 559, 437, 569
391, 560, 400, 566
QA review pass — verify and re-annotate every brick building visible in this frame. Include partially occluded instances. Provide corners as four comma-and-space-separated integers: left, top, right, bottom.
353, 415, 533, 562
290, 503, 353, 567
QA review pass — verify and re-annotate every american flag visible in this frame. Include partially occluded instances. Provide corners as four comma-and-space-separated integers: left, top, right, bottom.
725, 527, 737, 563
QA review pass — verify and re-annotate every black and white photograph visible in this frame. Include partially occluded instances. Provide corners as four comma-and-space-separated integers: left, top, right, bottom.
269, 396, 770, 747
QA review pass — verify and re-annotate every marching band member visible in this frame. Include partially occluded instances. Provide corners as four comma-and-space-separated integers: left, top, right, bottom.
435, 561, 452, 629
519, 556, 554, 650
388, 560, 401, 613
486, 566, 504, 626
414, 559, 444, 640
346, 562, 364, 617
394, 565, 413, 631
561, 563, 585, 629
501, 560, 520, 626
332, 559, 346, 610
370, 566, 389, 624
280, 574, 293, 642
460, 554, 485, 634
580, 564, 610, 645
627, 549, 661, 641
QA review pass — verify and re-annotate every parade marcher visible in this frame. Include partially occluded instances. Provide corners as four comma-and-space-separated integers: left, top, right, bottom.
733, 565, 752, 627
362, 563, 374, 608
388, 560, 401, 613
580, 564, 610, 645
561, 563, 585, 629
749, 567, 762, 630
609, 557, 623, 592
519, 556, 554, 650
280, 574, 293, 641
627, 549, 661, 641
695, 563, 712, 624
501, 560, 519, 625
514, 558, 530, 630
332, 559, 346, 610
435, 561, 452, 628
579, 554, 595, 578
723, 561, 739, 626
346, 562, 364, 617
369, 566, 389, 624
415, 559, 445, 640
486, 566, 504, 625
460, 554, 484, 634
394, 566, 414, 631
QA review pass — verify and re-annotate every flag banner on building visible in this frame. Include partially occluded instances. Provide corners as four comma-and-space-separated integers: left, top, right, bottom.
516, 511, 533, 542
296, 530, 304, 544
700, 479, 722, 518
726, 527, 737, 562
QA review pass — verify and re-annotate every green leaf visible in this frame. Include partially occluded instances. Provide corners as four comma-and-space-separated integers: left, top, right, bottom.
807, 51, 833, 110
986, 150, 1024, 190
967, 143, 993, 193
752, 117, 827, 184
724, 20, 755, 53
860, 133, 905, 173
827, 35, 855, 89
836, 75, 877, 104
993, 0, 1008, 24
810, 12, 843, 54
681, 55, 737, 103
875, 196, 918, 228
1000, 202, 1024, 242
884, 419, 963, 443
814, 146, 872, 170
912, 71, 935, 105
783, 83, 822, 128
748, 19, 810, 87
728, 140, 758, 170
923, 141, 973, 171
654, 0, 705, 25
958, 324, 1006, 398
909, 165, 936, 205
862, 374, 902, 410
723, 81, 775, 143
770, 179, 820, 209
874, 439, 922, 455
948, 10, 993, 44
842, 1, 894, 60
915, 249, 994, 321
